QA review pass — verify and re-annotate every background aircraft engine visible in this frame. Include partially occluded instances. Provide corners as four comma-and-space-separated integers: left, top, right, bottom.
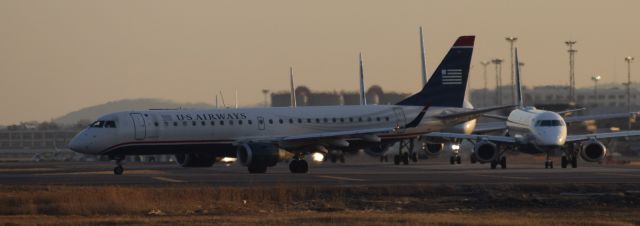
579, 140, 607, 162
174, 153, 215, 167
422, 142, 444, 156
473, 141, 498, 163
237, 143, 279, 167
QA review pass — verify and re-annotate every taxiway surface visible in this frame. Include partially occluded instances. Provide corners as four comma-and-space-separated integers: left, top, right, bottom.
1, 160, 639, 186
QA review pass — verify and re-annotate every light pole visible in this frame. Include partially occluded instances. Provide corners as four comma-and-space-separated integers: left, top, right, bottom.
565, 41, 577, 104
480, 61, 491, 106
626, 56, 635, 129
591, 75, 602, 106
262, 89, 270, 107
491, 58, 504, 105
506, 37, 518, 105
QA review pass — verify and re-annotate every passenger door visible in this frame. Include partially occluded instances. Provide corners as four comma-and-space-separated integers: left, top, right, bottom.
392, 108, 407, 127
257, 116, 266, 130
130, 113, 146, 140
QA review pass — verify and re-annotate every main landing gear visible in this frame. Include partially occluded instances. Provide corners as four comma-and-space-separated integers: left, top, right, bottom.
449, 155, 462, 165
111, 155, 125, 175
561, 145, 579, 168
393, 139, 417, 165
561, 156, 578, 168
289, 154, 309, 174
490, 156, 507, 169
490, 146, 507, 169
544, 153, 554, 169
449, 143, 462, 165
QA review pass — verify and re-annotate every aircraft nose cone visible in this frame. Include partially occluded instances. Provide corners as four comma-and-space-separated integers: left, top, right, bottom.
68, 134, 87, 153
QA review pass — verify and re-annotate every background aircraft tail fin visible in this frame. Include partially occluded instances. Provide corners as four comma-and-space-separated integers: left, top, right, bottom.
397, 36, 475, 107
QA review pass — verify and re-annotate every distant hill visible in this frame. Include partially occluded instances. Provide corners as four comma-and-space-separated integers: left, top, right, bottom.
53, 98, 214, 125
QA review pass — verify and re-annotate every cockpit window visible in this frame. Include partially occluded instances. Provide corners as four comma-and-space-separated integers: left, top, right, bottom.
105, 121, 117, 128
90, 120, 116, 128
536, 120, 563, 127
90, 121, 104, 128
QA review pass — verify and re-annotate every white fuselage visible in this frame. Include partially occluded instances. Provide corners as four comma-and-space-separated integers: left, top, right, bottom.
69, 105, 474, 156
505, 107, 567, 149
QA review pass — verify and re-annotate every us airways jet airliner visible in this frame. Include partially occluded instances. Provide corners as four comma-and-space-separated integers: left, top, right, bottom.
427, 49, 640, 169
68, 36, 506, 174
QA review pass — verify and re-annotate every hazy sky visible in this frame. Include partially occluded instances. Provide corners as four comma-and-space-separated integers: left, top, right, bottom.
1, 0, 639, 124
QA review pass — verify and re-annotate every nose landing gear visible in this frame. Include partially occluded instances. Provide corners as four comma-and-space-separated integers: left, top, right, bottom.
110, 155, 125, 175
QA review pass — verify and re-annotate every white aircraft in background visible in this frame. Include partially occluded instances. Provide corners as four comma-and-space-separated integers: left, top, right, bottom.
426, 49, 640, 169
69, 36, 509, 175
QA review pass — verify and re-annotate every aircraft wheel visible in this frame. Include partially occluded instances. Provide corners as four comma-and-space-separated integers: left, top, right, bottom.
571, 158, 578, 168
411, 153, 418, 162
380, 156, 385, 162
549, 161, 554, 169
289, 160, 308, 173
490, 161, 497, 169
330, 155, 337, 163
298, 160, 309, 173
449, 156, 455, 165
393, 155, 400, 165
113, 166, 124, 175
249, 163, 267, 174
561, 156, 568, 168
456, 156, 462, 164
500, 156, 507, 169
544, 161, 549, 169
402, 153, 409, 165
339, 154, 345, 163
470, 155, 477, 164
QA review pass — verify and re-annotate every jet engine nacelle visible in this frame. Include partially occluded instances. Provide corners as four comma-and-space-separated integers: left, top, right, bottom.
236, 142, 279, 167
579, 140, 607, 162
422, 142, 444, 156
175, 153, 215, 167
473, 141, 498, 163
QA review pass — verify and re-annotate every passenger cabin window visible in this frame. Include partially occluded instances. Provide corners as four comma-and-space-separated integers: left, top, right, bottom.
536, 120, 563, 127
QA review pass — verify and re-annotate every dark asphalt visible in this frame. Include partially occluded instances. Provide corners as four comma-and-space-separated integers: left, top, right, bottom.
1, 160, 639, 186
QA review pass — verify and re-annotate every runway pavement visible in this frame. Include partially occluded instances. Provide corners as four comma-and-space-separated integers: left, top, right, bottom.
1, 159, 639, 186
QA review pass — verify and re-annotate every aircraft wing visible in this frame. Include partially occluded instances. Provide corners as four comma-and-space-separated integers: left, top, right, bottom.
556, 108, 586, 116
565, 130, 640, 143
472, 121, 507, 134
481, 114, 508, 121
564, 112, 639, 124
424, 132, 517, 143
435, 105, 514, 124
